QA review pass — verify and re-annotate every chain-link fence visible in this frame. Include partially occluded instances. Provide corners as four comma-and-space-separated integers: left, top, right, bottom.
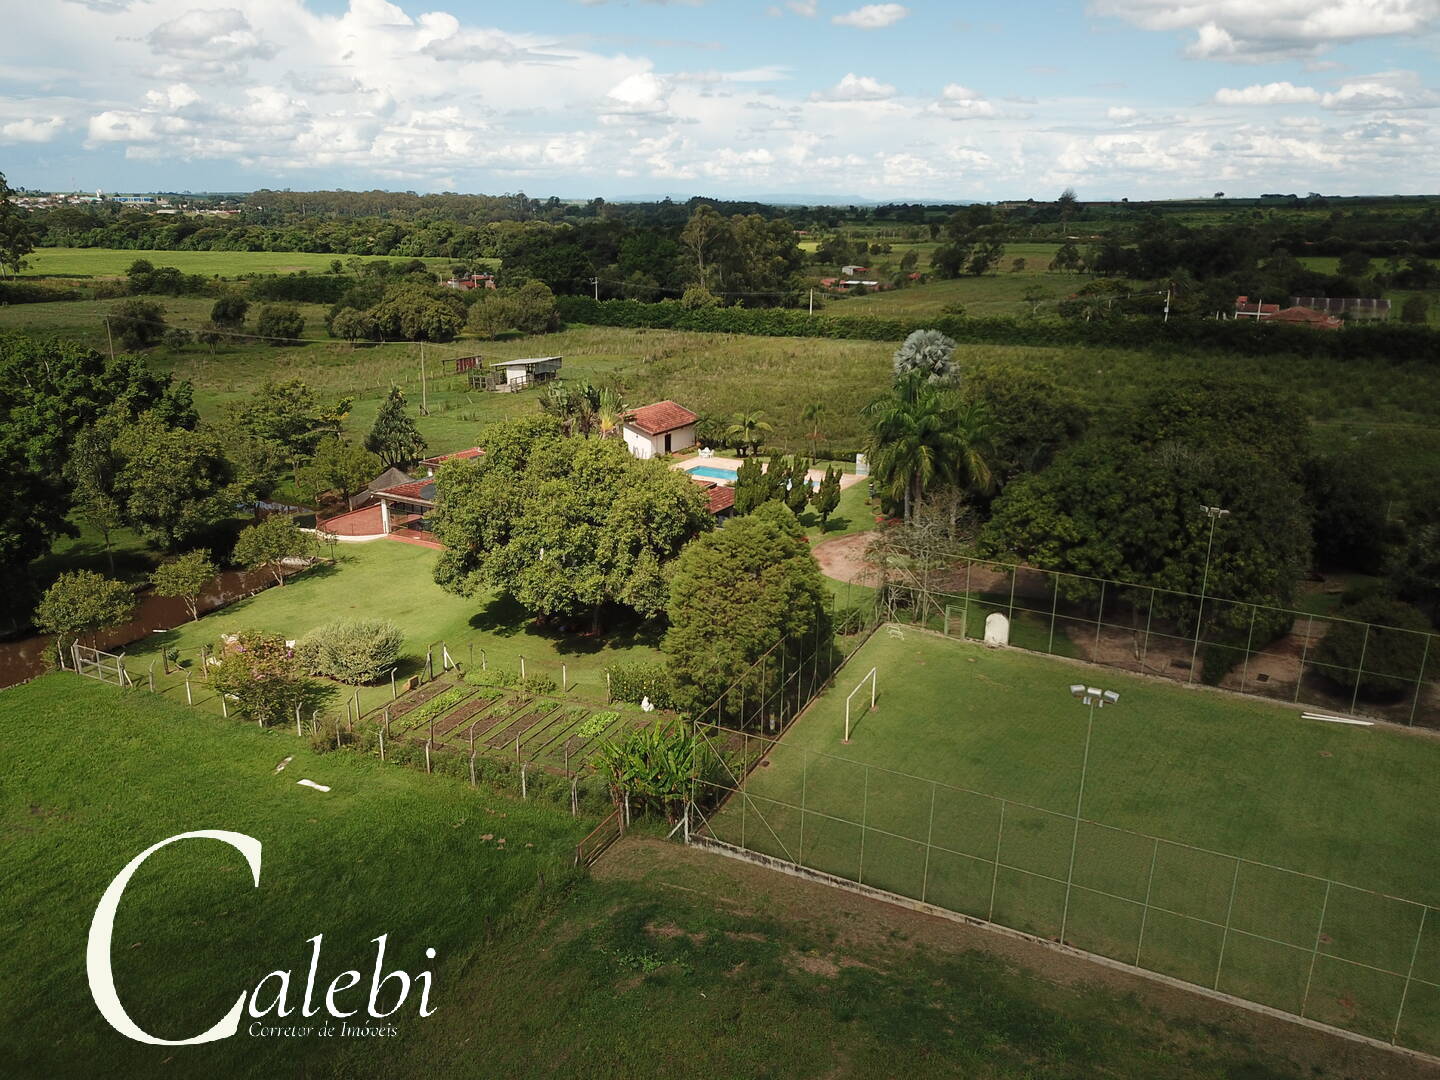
690, 719, 1440, 1056
879, 558, 1439, 728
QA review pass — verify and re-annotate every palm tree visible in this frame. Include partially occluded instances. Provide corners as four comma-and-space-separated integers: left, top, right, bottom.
726, 410, 772, 457
863, 374, 993, 522
801, 402, 824, 459
596, 386, 625, 439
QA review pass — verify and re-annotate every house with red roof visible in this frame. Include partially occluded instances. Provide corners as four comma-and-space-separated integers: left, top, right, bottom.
622, 400, 699, 460
1270, 305, 1343, 331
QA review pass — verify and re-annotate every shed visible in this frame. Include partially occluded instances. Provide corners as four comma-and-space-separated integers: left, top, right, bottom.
622, 400, 699, 460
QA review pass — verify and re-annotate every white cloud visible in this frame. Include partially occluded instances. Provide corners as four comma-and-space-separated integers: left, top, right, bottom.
146, 7, 278, 75
812, 73, 896, 101
788, 0, 819, 13
1214, 81, 1321, 105
604, 71, 670, 115
1321, 71, 1440, 109
1107, 106, 1137, 120
1093, 0, 1440, 62
1, 117, 65, 143
930, 83, 995, 119
832, 3, 908, 29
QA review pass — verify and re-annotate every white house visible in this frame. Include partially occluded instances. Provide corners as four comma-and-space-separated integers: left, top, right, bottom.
622, 401, 698, 460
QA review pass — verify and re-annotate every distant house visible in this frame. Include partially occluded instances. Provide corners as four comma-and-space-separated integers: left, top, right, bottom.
622, 400, 699, 460
484, 356, 562, 391
1270, 306, 1343, 331
419, 448, 483, 476
1234, 296, 1280, 319
841, 264, 870, 276
444, 273, 496, 291
690, 477, 735, 519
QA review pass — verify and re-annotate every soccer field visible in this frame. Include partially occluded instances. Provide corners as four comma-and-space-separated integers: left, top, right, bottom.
701, 629, 1440, 1051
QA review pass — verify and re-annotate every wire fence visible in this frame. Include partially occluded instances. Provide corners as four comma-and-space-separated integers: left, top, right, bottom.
878, 557, 1440, 729
688, 709, 1440, 1056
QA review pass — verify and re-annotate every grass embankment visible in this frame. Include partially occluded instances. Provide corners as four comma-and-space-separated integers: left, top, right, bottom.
716, 630, 1440, 1050
3, 675, 1371, 1079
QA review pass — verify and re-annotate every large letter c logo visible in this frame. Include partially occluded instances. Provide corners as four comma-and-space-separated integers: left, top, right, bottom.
87, 830, 262, 1045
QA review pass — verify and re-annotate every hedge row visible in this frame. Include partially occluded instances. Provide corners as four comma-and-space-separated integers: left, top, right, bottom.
0, 281, 82, 304
555, 296, 1438, 361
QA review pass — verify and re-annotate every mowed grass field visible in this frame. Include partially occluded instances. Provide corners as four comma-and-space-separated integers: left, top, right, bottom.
22, 247, 454, 279
707, 629, 1440, 1050
0, 675, 587, 1079
3, 677, 1342, 1080
131, 539, 666, 717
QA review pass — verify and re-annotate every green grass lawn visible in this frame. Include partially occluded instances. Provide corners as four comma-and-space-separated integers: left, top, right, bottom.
22, 247, 455, 279
708, 629, 1440, 1051
0, 674, 586, 1079
133, 540, 664, 716
2, 676, 1329, 1079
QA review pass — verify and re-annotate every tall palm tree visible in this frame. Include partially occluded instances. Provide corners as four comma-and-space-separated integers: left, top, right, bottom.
595, 386, 625, 439
726, 410, 772, 457
863, 374, 993, 521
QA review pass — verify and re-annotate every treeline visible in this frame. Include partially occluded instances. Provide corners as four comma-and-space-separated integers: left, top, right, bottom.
554, 296, 1439, 361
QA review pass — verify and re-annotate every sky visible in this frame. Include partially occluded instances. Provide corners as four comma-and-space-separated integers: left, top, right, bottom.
2, 0, 1438, 201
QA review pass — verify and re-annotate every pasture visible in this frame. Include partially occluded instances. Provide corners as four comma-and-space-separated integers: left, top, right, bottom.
20, 246, 454, 279
704, 629, 1440, 1051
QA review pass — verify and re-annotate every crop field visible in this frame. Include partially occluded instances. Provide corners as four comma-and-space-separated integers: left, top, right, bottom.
701, 629, 1440, 1051
21, 246, 455, 279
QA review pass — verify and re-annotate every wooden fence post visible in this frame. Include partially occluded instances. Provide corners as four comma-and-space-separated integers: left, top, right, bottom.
390, 668, 397, 700
185, 675, 192, 706
562, 663, 568, 692
378, 724, 386, 762
295, 704, 302, 737
520, 763, 528, 799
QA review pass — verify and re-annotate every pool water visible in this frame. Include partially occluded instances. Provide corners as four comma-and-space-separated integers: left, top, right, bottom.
687, 465, 740, 482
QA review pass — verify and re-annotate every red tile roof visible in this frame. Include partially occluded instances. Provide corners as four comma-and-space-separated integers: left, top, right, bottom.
625, 400, 698, 436
1271, 306, 1343, 330
375, 480, 436, 503
689, 476, 735, 515
422, 447, 484, 465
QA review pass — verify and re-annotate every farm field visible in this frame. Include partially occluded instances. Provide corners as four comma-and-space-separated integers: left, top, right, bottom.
704, 629, 1440, 1051
1, 676, 1343, 1080
22, 246, 455, 279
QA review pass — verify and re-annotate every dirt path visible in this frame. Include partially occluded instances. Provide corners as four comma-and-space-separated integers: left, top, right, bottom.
596, 837, 1439, 1080
812, 530, 880, 585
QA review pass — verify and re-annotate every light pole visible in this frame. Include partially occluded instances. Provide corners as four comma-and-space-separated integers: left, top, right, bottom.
1060, 684, 1118, 945
1188, 506, 1230, 680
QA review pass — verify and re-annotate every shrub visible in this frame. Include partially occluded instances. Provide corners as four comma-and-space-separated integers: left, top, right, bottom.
605, 660, 675, 708
1313, 596, 1432, 701
464, 667, 517, 688
255, 304, 306, 344
518, 673, 557, 696
210, 631, 313, 727
109, 299, 167, 349
296, 618, 405, 684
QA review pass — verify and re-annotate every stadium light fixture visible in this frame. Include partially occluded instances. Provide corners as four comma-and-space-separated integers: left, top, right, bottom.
1189, 506, 1232, 680
1061, 683, 1120, 944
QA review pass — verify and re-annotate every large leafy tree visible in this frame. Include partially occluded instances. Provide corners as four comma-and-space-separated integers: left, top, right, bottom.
150, 550, 218, 622
34, 570, 136, 662
961, 364, 1087, 489
234, 515, 310, 587
664, 502, 831, 713
112, 413, 236, 550
365, 386, 427, 468
228, 378, 350, 462
431, 419, 711, 628
0, 171, 35, 277
295, 439, 381, 506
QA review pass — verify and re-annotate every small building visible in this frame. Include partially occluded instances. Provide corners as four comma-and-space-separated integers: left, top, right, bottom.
373, 478, 437, 539
1234, 296, 1280, 319
420, 448, 484, 476
841, 265, 870, 276
481, 356, 563, 392
622, 400, 699, 460
352, 466, 415, 510
690, 477, 735, 519
444, 273, 496, 291
1270, 306, 1343, 331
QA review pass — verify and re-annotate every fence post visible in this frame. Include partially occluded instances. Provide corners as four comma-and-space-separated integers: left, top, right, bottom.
295, 704, 302, 737
519, 656, 526, 680
185, 675, 192, 706
379, 724, 386, 763
1093, 578, 1106, 656
1408, 634, 1431, 727
220, 695, 228, 718
390, 667, 397, 700
1239, 604, 1258, 692
857, 766, 870, 886
1136, 837, 1160, 966
425, 739, 431, 774
562, 663, 568, 692
426, 648, 433, 682
148, 663, 155, 693
921, 780, 937, 904
1349, 623, 1371, 715
606, 671, 611, 702
1296, 615, 1315, 703
520, 763, 528, 799
1140, 587, 1156, 671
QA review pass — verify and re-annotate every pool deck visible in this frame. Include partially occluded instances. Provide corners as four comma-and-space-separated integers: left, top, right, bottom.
672, 455, 865, 490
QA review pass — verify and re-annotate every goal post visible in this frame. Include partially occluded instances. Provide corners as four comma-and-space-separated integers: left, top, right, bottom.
843, 666, 878, 743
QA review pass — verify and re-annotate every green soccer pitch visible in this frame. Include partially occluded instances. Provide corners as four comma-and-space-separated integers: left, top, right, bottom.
702, 628, 1440, 1051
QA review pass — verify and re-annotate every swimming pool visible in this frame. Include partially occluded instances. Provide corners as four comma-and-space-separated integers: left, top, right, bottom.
686, 465, 740, 483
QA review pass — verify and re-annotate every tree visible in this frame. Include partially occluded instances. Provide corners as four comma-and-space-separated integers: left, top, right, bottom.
664, 502, 831, 712
431, 423, 712, 628
1388, 521, 1440, 625
296, 618, 404, 685
731, 456, 775, 515
1304, 452, 1388, 573
680, 284, 720, 309
331, 306, 380, 346
210, 294, 249, 330
365, 387, 427, 468
1050, 241, 1083, 273
1021, 285, 1047, 315
109, 300, 167, 350
295, 439, 381, 506
369, 286, 464, 341
801, 401, 824, 459
255, 305, 306, 345
961, 365, 1086, 488
466, 291, 514, 339
234, 515, 309, 587
1337, 250, 1372, 279
725, 410, 772, 457
65, 428, 124, 573
783, 457, 812, 514
681, 204, 728, 288
892, 329, 957, 384
229, 379, 351, 462
1313, 596, 1430, 701
0, 172, 35, 277
151, 550, 218, 622
1400, 295, 1430, 324
811, 465, 842, 528
509, 280, 559, 335
1057, 187, 1079, 230
864, 374, 993, 521
34, 571, 136, 662
597, 719, 702, 823
112, 414, 235, 550
210, 631, 314, 728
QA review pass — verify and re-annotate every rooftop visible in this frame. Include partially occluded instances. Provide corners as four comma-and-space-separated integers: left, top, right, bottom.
625, 400, 699, 436
491, 356, 562, 368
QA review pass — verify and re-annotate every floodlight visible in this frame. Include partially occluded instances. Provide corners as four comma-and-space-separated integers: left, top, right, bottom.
1069, 684, 1087, 698
1102, 690, 1120, 707
1086, 687, 1103, 699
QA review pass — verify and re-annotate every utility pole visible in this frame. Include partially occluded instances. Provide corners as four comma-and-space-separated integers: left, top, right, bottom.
1163, 282, 1172, 323
591, 277, 599, 301
104, 316, 115, 362
808, 288, 814, 315
1061, 685, 1119, 945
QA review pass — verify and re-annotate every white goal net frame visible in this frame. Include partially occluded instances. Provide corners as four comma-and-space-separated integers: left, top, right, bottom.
843, 666, 877, 743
